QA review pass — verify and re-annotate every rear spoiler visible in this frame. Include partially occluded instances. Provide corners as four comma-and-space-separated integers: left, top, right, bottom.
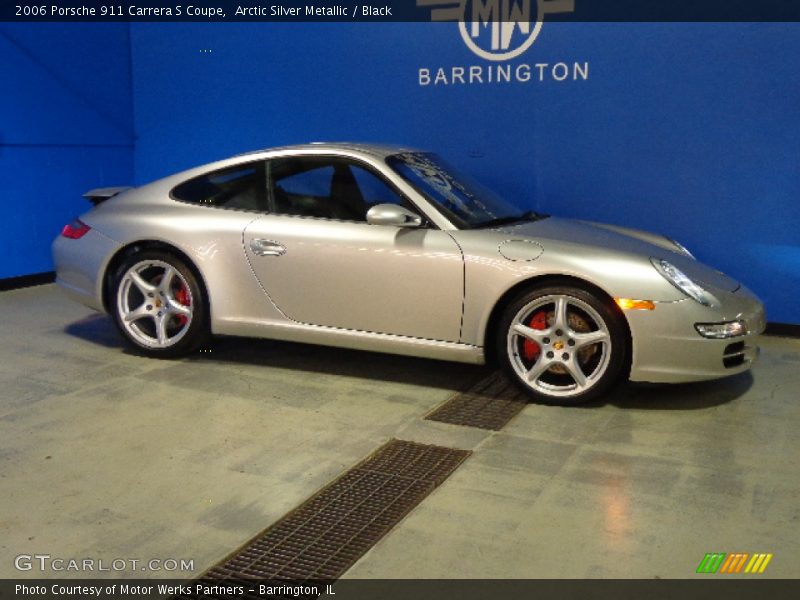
83, 186, 133, 206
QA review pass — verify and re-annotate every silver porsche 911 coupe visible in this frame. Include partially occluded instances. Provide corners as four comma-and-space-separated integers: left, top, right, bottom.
52, 143, 765, 404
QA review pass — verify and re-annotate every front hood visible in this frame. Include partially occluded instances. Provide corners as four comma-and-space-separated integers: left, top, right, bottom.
496, 217, 740, 293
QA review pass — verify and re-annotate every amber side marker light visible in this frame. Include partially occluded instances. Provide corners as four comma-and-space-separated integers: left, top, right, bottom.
615, 298, 656, 311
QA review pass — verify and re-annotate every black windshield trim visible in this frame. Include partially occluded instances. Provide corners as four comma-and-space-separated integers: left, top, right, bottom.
473, 210, 549, 229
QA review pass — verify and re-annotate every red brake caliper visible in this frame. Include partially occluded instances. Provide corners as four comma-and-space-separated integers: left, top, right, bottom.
175, 284, 190, 326
522, 311, 548, 361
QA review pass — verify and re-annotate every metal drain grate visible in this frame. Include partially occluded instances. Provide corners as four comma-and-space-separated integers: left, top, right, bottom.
425, 370, 528, 430
186, 439, 469, 589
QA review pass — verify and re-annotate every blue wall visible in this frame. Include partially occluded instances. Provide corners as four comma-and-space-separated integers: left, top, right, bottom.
0, 23, 134, 279
2, 22, 797, 324
130, 22, 799, 324
533, 23, 800, 326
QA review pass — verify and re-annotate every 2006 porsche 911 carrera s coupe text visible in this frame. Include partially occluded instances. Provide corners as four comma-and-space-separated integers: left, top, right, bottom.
52, 143, 766, 404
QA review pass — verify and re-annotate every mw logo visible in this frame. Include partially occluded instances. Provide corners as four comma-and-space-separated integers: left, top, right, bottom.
696, 552, 774, 574
418, 0, 575, 61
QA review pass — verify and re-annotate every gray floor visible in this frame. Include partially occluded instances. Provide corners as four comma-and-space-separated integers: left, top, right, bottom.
1, 284, 798, 579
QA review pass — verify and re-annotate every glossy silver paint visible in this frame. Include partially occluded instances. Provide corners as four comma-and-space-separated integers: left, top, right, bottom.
365, 203, 424, 228
52, 143, 766, 382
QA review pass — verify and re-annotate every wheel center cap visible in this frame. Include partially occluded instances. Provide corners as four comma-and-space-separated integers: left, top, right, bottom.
553, 341, 564, 350
155, 299, 162, 308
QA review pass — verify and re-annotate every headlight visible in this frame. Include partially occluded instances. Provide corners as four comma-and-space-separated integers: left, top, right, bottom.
666, 237, 694, 259
651, 258, 711, 306
695, 321, 747, 339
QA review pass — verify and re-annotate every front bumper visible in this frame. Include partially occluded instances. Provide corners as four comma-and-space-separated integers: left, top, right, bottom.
626, 284, 765, 384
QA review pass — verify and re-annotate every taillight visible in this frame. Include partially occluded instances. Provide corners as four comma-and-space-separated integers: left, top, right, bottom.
61, 219, 91, 239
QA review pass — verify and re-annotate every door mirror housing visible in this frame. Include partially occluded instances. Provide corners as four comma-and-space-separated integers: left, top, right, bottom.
366, 204, 424, 228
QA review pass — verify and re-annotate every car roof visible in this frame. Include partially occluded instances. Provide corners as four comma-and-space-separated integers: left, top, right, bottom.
236, 142, 424, 159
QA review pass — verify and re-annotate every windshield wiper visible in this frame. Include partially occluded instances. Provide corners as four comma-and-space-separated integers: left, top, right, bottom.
475, 210, 547, 229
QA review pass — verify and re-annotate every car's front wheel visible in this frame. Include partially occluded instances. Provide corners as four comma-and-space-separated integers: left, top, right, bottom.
111, 251, 209, 357
497, 284, 628, 405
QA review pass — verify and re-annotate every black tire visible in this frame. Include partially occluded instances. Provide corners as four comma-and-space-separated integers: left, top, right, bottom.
496, 284, 628, 405
110, 250, 210, 358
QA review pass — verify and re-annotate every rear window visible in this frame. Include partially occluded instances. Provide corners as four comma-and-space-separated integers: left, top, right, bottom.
171, 162, 267, 211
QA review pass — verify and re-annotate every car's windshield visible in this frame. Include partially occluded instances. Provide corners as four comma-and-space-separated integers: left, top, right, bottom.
386, 152, 545, 229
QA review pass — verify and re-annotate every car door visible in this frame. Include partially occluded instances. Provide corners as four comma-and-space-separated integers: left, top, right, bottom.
243, 155, 464, 342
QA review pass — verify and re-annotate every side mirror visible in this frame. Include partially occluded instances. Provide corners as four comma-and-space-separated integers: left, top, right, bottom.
366, 204, 424, 228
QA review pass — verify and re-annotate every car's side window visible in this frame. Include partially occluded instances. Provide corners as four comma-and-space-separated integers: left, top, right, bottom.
351, 167, 405, 208
171, 162, 268, 211
268, 156, 406, 222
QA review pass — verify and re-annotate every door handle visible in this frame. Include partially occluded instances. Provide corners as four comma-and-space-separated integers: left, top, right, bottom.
250, 239, 286, 257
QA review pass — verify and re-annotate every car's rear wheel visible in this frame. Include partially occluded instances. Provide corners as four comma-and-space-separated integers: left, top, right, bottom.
497, 285, 627, 405
111, 251, 209, 357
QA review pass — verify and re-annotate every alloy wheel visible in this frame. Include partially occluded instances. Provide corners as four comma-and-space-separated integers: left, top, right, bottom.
506, 294, 612, 399
116, 259, 194, 349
